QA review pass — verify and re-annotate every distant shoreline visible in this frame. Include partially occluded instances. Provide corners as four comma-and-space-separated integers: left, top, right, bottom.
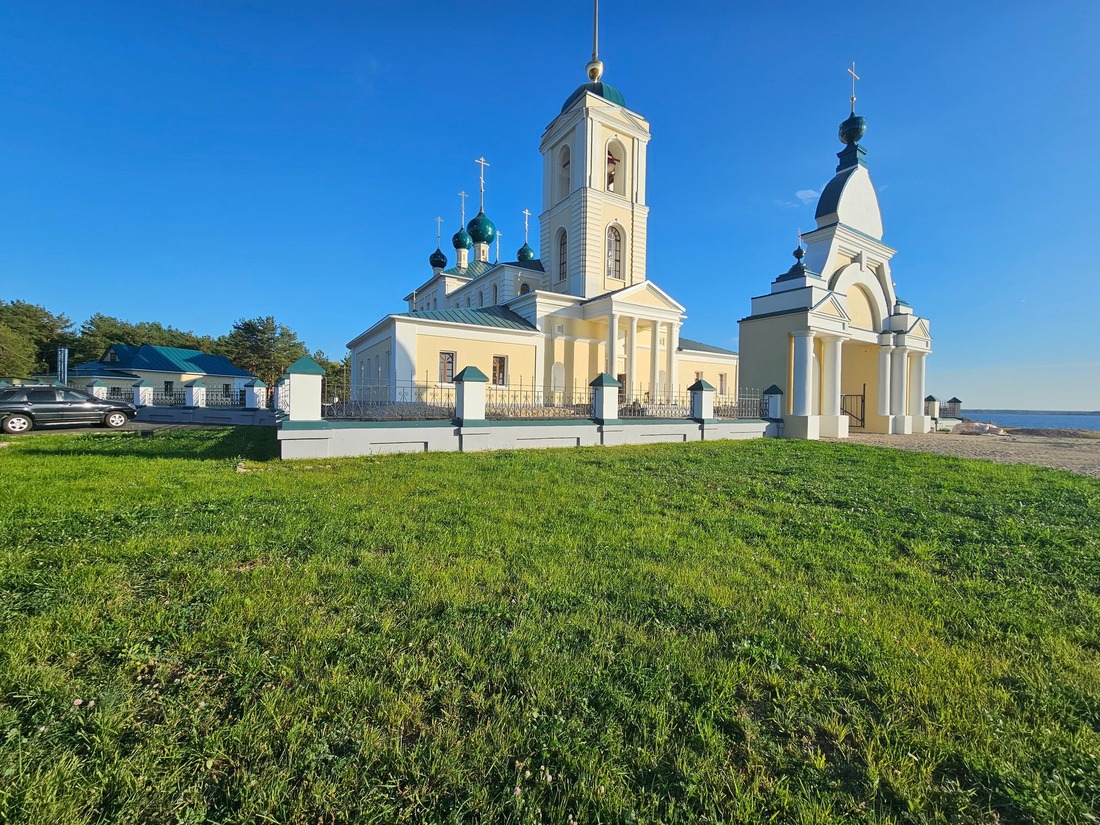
967, 409, 1100, 416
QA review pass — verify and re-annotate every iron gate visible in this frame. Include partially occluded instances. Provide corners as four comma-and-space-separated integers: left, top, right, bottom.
841, 383, 866, 428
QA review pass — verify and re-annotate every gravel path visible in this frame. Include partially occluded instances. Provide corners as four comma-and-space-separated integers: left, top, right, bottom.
840, 431, 1100, 478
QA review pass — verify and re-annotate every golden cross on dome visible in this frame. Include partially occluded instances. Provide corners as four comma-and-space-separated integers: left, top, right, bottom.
474, 157, 490, 212
848, 61, 860, 114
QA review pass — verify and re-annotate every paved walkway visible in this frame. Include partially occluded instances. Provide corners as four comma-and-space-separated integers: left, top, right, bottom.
841, 431, 1100, 478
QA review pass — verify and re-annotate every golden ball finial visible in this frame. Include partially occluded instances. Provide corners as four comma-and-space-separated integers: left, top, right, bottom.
586, 58, 603, 82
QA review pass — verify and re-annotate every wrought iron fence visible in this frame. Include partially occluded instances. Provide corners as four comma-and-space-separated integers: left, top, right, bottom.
106, 387, 129, 401
714, 388, 766, 419
206, 389, 245, 408
616, 386, 692, 419
485, 382, 593, 420
151, 389, 187, 406
276, 381, 291, 417
324, 382, 455, 421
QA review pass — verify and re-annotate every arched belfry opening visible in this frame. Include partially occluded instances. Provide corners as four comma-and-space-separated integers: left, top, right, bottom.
557, 145, 571, 202
606, 140, 625, 193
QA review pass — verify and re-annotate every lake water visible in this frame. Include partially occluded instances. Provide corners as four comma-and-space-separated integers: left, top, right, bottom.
964, 411, 1100, 432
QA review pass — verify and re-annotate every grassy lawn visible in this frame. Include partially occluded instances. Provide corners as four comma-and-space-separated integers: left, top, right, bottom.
1, 428, 1098, 824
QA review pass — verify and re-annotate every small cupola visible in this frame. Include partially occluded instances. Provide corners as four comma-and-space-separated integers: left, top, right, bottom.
517, 242, 536, 262
429, 247, 448, 272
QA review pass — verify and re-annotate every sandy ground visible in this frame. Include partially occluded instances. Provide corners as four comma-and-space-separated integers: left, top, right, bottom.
841, 430, 1100, 479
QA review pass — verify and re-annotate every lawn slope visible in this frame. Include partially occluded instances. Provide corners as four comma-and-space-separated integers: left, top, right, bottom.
1, 429, 1098, 823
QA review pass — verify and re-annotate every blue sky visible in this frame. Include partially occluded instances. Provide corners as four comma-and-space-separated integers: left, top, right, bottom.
2, 1, 1098, 409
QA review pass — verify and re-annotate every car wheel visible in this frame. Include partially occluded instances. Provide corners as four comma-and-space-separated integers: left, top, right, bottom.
103, 411, 129, 429
2, 414, 32, 434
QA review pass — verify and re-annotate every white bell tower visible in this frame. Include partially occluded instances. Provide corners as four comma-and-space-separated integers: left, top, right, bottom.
538, 0, 651, 299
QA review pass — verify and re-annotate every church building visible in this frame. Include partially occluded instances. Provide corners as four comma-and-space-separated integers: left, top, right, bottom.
346, 8, 931, 439
347, 12, 739, 404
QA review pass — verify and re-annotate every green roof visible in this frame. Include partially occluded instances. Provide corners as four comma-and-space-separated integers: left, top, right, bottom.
72, 345, 254, 378
561, 81, 626, 113
443, 259, 495, 278
679, 337, 737, 356
400, 306, 538, 332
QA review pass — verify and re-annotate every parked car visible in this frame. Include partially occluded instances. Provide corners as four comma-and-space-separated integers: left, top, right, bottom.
0, 385, 137, 434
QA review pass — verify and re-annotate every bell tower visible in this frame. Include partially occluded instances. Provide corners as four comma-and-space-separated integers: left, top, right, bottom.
539, 0, 651, 299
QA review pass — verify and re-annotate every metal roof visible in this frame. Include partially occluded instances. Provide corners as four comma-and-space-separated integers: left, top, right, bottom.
679, 337, 737, 356
399, 306, 538, 331
74, 345, 255, 378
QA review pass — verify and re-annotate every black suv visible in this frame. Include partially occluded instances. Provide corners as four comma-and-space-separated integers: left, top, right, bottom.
0, 385, 137, 434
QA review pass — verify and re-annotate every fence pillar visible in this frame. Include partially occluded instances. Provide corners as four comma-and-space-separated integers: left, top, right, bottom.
283, 356, 325, 422
688, 379, 714, 421
763, 385, 784, 419
87, 380, 107, 400
185, 380, 207, 408
590, 373, 621, 423
454, 366, 488, 424
244, 379, 267, 409
132, 381, 153, 408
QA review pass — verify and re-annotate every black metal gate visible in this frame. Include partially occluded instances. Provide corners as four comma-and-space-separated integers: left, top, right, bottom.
841, 383, 866, 429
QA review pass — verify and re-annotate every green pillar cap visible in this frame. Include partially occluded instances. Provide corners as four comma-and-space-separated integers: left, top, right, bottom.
285, 356, 326, 375
686, 379, 714, 392
86, 379, 105, 387
185, 380, 206, 388
133, 380, 153, 387
245, 378, 267, 388
763, 385, 783, 395
454, 366, 489, 383
589, 373, 622, 388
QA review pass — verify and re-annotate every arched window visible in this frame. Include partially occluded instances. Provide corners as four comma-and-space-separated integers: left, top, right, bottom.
606, 140, 625, 193
432, 296, 437, 310
478, 291, 484, 307
558, 145, 571, 201
606, 226, 622, 280
519, 283, 531, 295
465, 296, 471, 307
492, 284, 498, 304
557, 230, 567, 282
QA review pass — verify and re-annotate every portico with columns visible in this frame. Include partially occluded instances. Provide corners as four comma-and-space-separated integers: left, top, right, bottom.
738, 86, 932, 439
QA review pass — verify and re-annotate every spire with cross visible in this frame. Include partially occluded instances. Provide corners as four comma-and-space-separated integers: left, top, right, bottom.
474, 157, 490, 212
848, 61, 860, 115
495, 231, 502, 264
522, 208, 531, 243
586, 0, 603, 82
458, 191, 467, 225
435, 216, 443, 245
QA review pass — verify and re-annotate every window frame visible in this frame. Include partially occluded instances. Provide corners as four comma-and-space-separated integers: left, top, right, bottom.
606, 225, 623, 280
438, 351, 456, 384
491, 355, 507, 387
557, 229, 567, 282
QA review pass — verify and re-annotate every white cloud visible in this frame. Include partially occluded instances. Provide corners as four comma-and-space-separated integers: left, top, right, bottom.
795, 189, 819, 205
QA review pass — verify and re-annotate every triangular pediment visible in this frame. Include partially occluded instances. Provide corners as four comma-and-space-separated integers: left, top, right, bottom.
908, 318, 931, 338
811, 293, 851, 321
610, 281, 685, 312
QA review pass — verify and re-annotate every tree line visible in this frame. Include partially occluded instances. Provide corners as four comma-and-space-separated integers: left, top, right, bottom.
0, 300, 346, 390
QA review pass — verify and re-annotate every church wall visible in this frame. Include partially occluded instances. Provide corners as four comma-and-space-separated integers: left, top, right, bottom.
737, 316, 797, 397
414, 333, 538, 387
676, 355, 739, 396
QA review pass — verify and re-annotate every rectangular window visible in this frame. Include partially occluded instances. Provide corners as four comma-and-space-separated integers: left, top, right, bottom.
492, 356, 507, 386
164, 381, 174, 393
439, 351, 456, 384
719, 373, 728, 396
223, 384, 232, 397
694, 371, 703, 382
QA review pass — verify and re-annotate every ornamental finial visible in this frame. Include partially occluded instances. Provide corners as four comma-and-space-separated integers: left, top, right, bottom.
848, 61, 860, 115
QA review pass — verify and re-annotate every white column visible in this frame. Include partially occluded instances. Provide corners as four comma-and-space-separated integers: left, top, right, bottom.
667, 323, 680, 396
878, 344, 893, 416
909, 352, 927, 416
607, 313, 619, 376
791, 331, 816, 417
821, 337, 842, 416
627, 316, 638, 392
650, 321, 661, 399
890, 347, 909, 415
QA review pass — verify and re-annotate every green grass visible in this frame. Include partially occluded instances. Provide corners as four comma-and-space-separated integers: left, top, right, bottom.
1, 428, 1098, 824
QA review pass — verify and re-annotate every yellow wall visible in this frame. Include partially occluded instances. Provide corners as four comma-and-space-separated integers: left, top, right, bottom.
676, 356, 738, 396
845, 286, 876, 330
415, 334, 538, 386
738, 315, 797, 400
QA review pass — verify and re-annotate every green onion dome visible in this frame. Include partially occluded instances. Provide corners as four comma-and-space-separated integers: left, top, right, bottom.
517, 242, 536, 262
561, 81, 625, 113
467, 211, 497, 244
839, 113, 867, 145
452, 227, 472, 250
429, 247, 448, 269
